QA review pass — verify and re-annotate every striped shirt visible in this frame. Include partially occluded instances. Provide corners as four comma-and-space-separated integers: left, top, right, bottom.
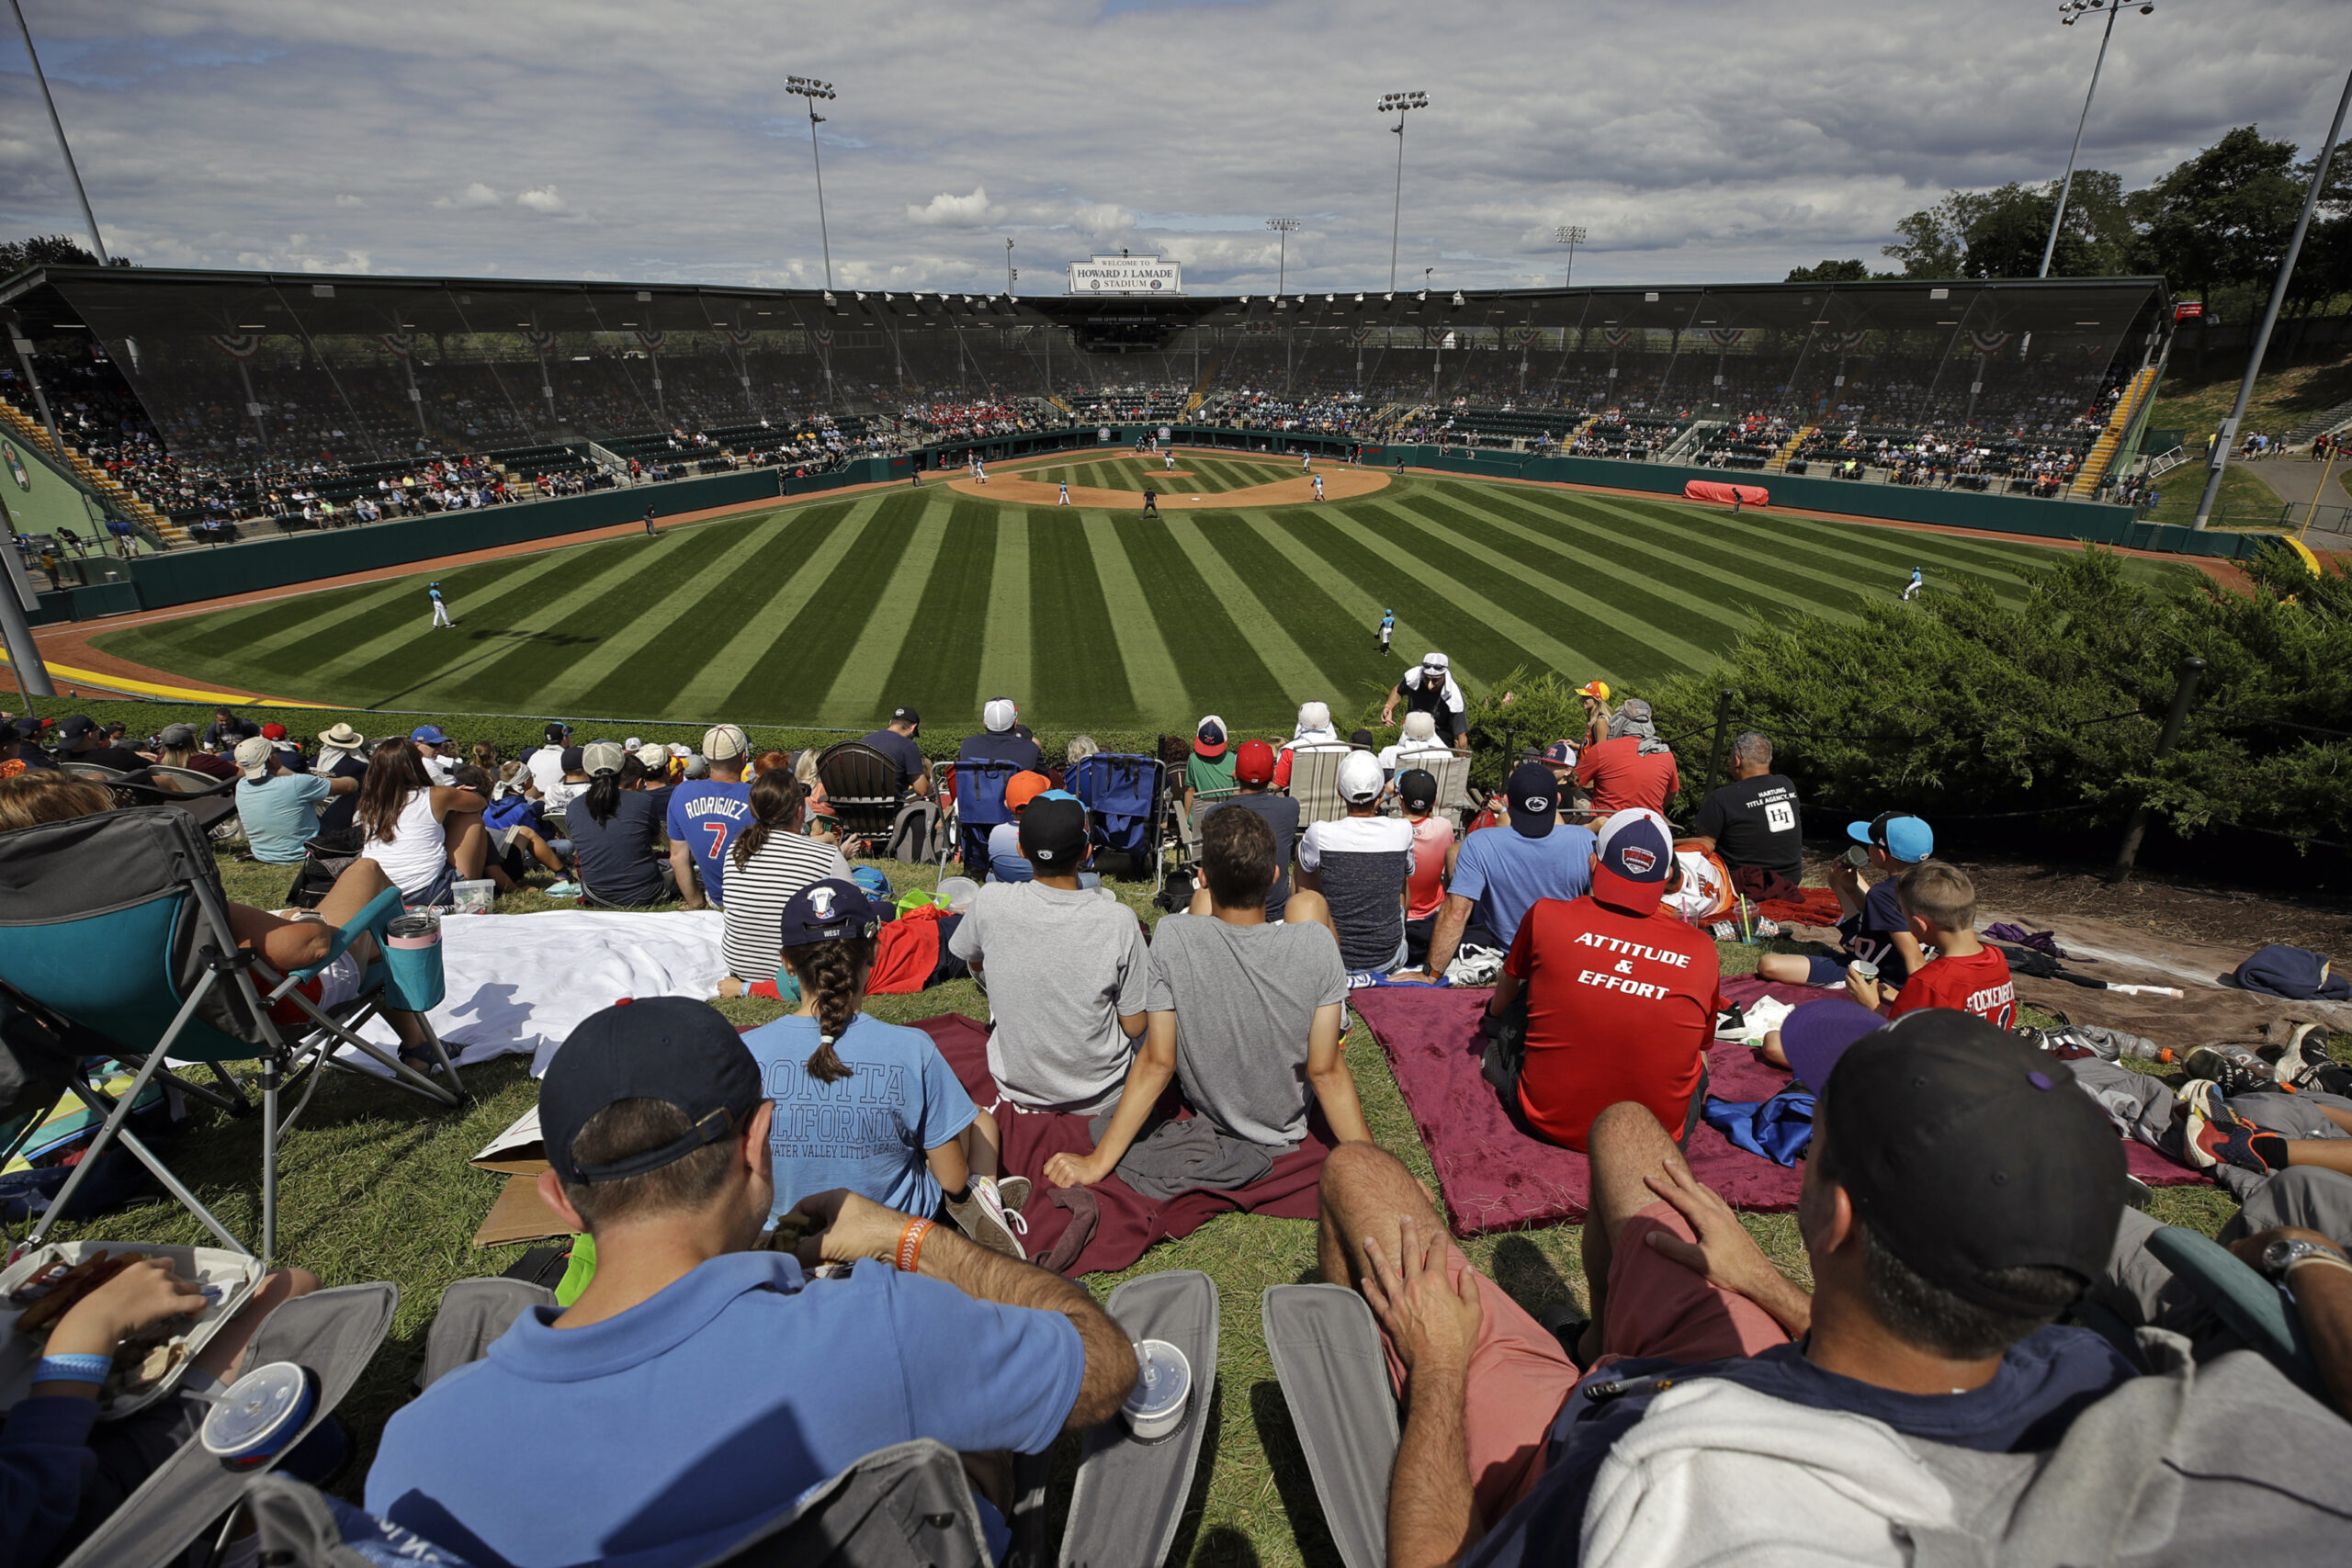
720, 833, 854, 981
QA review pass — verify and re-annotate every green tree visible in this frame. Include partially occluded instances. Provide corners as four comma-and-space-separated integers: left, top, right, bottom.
0, 235, 103, 276
2132, 126, 2304, 309
1785, 259, 1872, 284
1883, 175, 2132, 280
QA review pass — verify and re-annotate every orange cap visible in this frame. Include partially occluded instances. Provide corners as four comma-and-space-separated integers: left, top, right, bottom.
1005, 771, 1051, 810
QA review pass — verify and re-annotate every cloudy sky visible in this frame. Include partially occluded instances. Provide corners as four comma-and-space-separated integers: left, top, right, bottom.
1, 1, 2341, 295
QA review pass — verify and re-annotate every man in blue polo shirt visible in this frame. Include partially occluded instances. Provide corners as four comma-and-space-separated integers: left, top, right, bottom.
1417, 761, 1595, 980
666, 723, 755, 909
366, 998, 1134, 1568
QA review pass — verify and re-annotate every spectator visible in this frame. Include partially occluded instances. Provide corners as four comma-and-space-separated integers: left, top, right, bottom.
742, 881, 1023, 1255
1377, 710, 1452, 776
855, 705, 935, 861
1575, 697, 1679, 817
51, 714, 151, 774
1537, 739, 1590, 823
667, 723, 753, 910
1349, 727, 1377, 753
1480, 807, 1724, 1150
1870, 861, 2015, 1025
232, 736, 356, 864
3, 716, 56, 772
1274, 701, 1350, 791
1297, 751, 1416, 975
959, 696, 1044, 776
1046, 807, 1371, 1190
564, 743, 675, 908
1183, 715, 1236, 818
1326, 1010, 2141, 1566
1574, 678, 1612, 747
986, 771, 1052, 883
1758, 813, 1933, 994
536, 746, 593, 819
524, 720, 573, 796
260, 721, 309, 773
1064, 733, 1100, 776
951, 796, 1149, 1116
719, 767, 854, 985
1421, 762, 1596, 981
1690, 730, 1803, 891
311, 723, 371, 836
200, 707, 258, 751
1202, 739, 1299, 919
365, 996, 1133, 1566
1396, 768, 1453, 965
151, 721, 237, 783
409, 724, 458, 784
356, 736, 502, 904
1381, 651, 1469, 750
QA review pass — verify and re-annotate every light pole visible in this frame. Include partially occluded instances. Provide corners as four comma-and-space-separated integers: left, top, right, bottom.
786, 75, 838, 290
1267, 218, 1300, 296
1377, 91, 1429, 293
1006, 237, 1017, 295
8, 0, 107, 265
2040, 1, 2164, 278
1555, 225, 1586, 288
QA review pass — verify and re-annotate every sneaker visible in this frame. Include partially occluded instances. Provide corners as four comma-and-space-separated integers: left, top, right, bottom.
2075, 1024, 2157, 1062
2184, 1042, 2274, 1097
2032, 1028, 2101, 1064
2173, 1080, 2282, 1175
1754, 919, 1782, 940
2268, 1022, 2333, 1089
995, 1175, 1032, 1213
945, 1175, 1027, 1259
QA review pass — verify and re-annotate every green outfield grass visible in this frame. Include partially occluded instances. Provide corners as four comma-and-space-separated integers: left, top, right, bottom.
95, 469, 2198, 730
1020, 453, 1305, 492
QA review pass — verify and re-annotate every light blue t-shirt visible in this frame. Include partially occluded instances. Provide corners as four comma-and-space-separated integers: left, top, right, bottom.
234, 772, 333, 863
1449, 821, 1598, 947
365, 1251, 1081, 1568
742, 1012, 978, 1221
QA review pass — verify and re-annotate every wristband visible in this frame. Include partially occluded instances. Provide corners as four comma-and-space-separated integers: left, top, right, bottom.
894, 1218, 934, 1273
35, 1353, 114, 1386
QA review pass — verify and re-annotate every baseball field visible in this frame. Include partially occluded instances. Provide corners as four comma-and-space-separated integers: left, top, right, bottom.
92, 457, 2195, 728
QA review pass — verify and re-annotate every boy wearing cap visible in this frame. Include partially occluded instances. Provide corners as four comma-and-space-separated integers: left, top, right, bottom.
1866, 861, 2015, 1026
959, 697, 1044, 778
985, 771, 1052, 883
1758, 811, 1933, 994
1481, 807, 1724, 1150
666, 724, 754, 909
1381, 652, 1468, 750
1296, 751, 1417, 975
1574, 697, 1679, 818
1395, 768, 1453, 965
1419, 762, 1596, 982
1183, 715, 1236, 814
1202, 739, 1299, 919
368, 997, 1135, 1567
232, 735, 356, 864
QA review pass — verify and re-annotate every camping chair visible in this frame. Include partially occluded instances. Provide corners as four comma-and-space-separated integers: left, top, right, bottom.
1287, 745, 1353, 829
1400, 749, 1475, 818
62, 761, 128, 783
112, 765, 243, 836
56, 1280, 400, 1568
0, 806, 463, 1266
1057, 1269, 1219, 1568
817, 740, 926, 854
1068, 753, 1165, 888
1263, 1283, 1399, 1568
2080, 1224, 2330, 1401
944, 757, 1022, 877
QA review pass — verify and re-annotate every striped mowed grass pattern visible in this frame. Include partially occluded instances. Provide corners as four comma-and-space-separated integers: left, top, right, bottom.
96, 474, 2194, 730
1017, 455, 1303, 494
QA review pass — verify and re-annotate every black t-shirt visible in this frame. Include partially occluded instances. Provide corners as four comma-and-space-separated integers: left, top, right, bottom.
1692, 773, 1804, 880
1395, 670, 1469, 739
1204, 791, 1302, 919
202, 718, 259, 749
857, 729, 929, 795
957, 733, 1044, 776
75, 745, 154, 774
566, 790, 669, 907
316, 756, 369, 836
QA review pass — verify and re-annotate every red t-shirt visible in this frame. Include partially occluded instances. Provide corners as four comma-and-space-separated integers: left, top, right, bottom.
1887, 945, 2016, 1029
1576, 737, 1681, 817
1503, 895, 1724, 1150
1406, 814, 1450, 919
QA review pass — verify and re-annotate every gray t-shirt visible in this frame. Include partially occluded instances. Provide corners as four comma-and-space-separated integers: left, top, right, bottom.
948, 881, 1149, 1114
1144, 915, 1348, 1146
1297, 814, 1414, 972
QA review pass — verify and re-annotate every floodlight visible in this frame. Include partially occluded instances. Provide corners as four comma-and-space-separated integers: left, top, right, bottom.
823, 291, 836, 306
1453, 291, 1464, 306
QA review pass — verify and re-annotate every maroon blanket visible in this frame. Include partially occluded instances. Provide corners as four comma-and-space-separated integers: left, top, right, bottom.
912, 1015, 1332, 1278
1352, 976, 2201, 1239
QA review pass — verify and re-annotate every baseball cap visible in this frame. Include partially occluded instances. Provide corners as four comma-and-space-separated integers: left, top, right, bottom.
11, 716, 53, 740
157, 722, 198, 748
703, 724, 748, 762
1591, 807, 1674, 914
1338, 750, 1385, 805
560, 745, 585, 773
777, 878, 881, 946
1504, 761, 1560, 839
233, 736, 275, 780
260, 722, 288, 741
1349, 728, 1375, 751
545, 720, 574, 743
582, 739, 628, 777
1396, 767, 1438, 811
410, 725, 448, 746
317, 722, 363, 750
1194, 715, 1228, 759
1618, 697, 1655, 724
54, 715, 96, 741
983, 697, 1017, 733
1777, 998, 1891, 1094
625, 738, 642, 751
1848, 812, 1934, 864
539, 998, 763, 1187
1234, 739, 1277, 784
1021, 796, 1090, 867
849, 864, 895, 906
1004, 770, 1051, 811
683, 754, 710, 779
1819, 1011, 2125, 1314
1543, 739, 1577, 767
1296, 700, 1333, 734
1400, 711, 1437, 743
1576, 680, 1611, 701
891, 706, 921, 729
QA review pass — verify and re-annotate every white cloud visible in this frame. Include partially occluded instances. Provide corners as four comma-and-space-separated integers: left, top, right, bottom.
516, 185, 567, 213
334, 193, 365, 207
906, 186, 998, 226
431, 181, 500, 209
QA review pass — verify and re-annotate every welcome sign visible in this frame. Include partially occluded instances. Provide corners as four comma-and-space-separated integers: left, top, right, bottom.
1067, 255, 1182, 295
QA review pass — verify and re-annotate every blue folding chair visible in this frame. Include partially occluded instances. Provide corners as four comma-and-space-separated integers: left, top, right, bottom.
946, 758, 1023, 877
0, 806, 463, 1265
1069, 753, 1167, 889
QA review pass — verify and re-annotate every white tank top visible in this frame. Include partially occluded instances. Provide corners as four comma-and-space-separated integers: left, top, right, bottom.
362, 789, 447, 896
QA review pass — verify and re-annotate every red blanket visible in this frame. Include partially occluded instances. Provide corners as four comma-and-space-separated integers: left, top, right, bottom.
1683, 479, 1769, 508
1352, 976, 2200, 1238
1756, 886, 1844, 927
911, 1015, 1332, 1277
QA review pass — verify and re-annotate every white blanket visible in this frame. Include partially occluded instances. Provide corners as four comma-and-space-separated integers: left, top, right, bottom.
345, 910, 729, 1077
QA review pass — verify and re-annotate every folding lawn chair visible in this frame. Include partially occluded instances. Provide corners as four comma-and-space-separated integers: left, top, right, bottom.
1286, 745, 1353, 829
1262, 1283, 1399, 1568
0, 806, 464, 1265
817, 740, 931, 856
57, 1280, 400, 1568
1406, 750, 1476, 818
2077, 1224, 2329, 1400
1057, 1269, 1219, 1568
1067, 753, 1165, 887
62, 761, 129, 784
945, 757, 1022, 877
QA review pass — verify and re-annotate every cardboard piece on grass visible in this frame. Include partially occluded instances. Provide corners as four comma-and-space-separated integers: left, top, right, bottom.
469, 1106, 548, 1175
471, 1174, 571, 1249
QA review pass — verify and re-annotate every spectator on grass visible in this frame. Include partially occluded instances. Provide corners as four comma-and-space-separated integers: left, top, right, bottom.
356, 736, 504, 903
1575, 697, 1679, 818
858, 705, 936, 861
960, 697, 1044, 776
311, 723, 370, 836
258, 722, 308, 773
566, 743, 676, 909
1377, 710, 1452, 776
668, 724, 753, 910
1203, 739, 1299, 919
153, 721, 238, 783
1859, 861, 2015, 1024
1183, 715, 1236, 818
51, 714, 150, 774
1480, 807, 1723, 1150
1690, 730, 1803, 892
1758, 813, 1932, 994
1065, 734, 1100, 775
1328, 1012, 2151, 1566
1396, 768, 1453, 966
232, 735, 356, 865
952, 796, 1150, 1117
409, 724, 458, 785
1381, 651, 1469, 750
1046, 807, 1371, 1191
4, 716, 56, 773
524, 720, 572, 796
719, 767, 854, 985
1419, 762, 1596, 982
986, 771, 1052, 883
366, 996, 1135, 1566
742, 881, 1023, 1256
1275, 701, 1350, 791
538, 747, 592, 818
1297, 751, 1415, 975
201, 707, 258, 751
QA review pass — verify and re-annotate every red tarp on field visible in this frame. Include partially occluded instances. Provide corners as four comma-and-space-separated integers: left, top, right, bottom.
1684, 480, 1769, 507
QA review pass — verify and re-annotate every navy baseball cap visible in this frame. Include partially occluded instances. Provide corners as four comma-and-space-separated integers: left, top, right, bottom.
777, 878, 881, 946
539, 998, 763, 1186
411, 725, 449, 746
54, 715, 97, 740
1504, 761, 1560, 838
1396, 767, 1438, 810
1591, 807, 1674, 914
1848, 811, 1933, 863
1778, 998, 1890, 1094
1021, 795, 1090, 867
1543, 739, 1577, 767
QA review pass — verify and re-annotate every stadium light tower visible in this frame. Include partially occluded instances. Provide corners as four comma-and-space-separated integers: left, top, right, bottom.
786, 75, 839, 290
1006, 237, 1017, 295
1267, 218, 1301, 296
8, 0, 107, 265
1555, 225, 1586, 288
2041, 1, 2165, 279
1377, 91, 1429, 293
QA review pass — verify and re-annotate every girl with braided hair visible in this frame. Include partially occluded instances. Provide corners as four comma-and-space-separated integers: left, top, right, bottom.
742, 879, 1029, 1258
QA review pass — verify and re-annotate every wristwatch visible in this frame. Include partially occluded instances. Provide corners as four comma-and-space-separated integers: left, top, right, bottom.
2259, 1236, 2352, 1280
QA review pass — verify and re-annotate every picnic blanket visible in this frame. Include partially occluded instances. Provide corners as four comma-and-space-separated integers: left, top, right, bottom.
911, 1014, 1332, 1278
1352, 976, 2199, 1238
1753, 886, 1843, 928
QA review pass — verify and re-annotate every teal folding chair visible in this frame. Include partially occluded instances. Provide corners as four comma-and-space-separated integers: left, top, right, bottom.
0, 806, 462, 1265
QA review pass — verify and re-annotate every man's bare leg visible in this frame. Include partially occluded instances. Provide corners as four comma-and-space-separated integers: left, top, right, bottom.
1576, 1101, 1690, 1364
1317, 1140, 1445, 1290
